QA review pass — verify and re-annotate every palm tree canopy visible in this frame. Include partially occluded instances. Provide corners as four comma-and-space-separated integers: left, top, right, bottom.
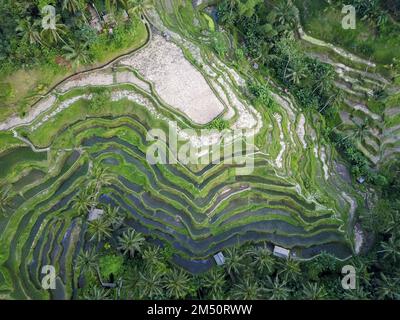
231, 277, 261, 300
117, 228, 145, 257
137, 269, 165, 299
76, 248, 98, 275
164, 268, 193, 299
88, 218, 112, 242
225, 247, 245, 275
202, 268, 226, 299
62, 40, 92, 68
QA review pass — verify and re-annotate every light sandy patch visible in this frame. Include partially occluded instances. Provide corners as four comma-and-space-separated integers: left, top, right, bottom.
297, 114, 307, 148
115, 71, 151, 92
320, 146, 330, 180
120, 34, 224, 124
0, 94, 57, 131
211, 79, 234, 120
274, 113, 286, 169
58, 71, 114, 93
271, 92, 296, 122
354, 224, 364, 254
111, 90, 157, 115
212, 56, 246, 87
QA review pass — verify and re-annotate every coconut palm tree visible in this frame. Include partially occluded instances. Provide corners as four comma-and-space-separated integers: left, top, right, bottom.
0, 185, 12, 216
62, 0, 84, 13
91, 165, 113, 196
230, 277, 261, 300
274, 1, 298, 29
88, 218, 112, 243
75, 248, 98, 276
225, 247, 244, 278
247, 245, 275, 275
301, 282, 328, 300
353, 118, 372, 145
343, 285, 370, 300
62, 40, 92, 68
142, 245, 168, 272
164, 268, 192, 299
343, 118, 372, 145
117, 228, 145, 258
73, 190, 93, 215
16, 18, 42, 45
202, 268, 226, 299
378, 236, 400, 263
285, 63, 307, 85
279, 258, 301, 283
103, 205, 124, 230
384, 205, 400, 236
137, 269, 164, 299
83, 286, 110, 300
40, 15, 67, 44
376, 273, 400, 300
264, 276, 291, 300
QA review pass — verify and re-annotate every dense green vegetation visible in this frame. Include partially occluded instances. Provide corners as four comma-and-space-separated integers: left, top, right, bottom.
0, 0, 148, 120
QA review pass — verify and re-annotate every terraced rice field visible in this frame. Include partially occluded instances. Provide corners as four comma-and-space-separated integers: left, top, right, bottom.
298, 23, 400, 167
0, 2, 362, 299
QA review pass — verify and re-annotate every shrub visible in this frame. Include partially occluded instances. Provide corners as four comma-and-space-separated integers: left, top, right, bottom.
99, 254, 124, 281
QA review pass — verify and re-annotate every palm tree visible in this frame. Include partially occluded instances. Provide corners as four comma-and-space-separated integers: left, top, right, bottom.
164, 268, 192, 299
117, 228, 145, 258
73, 190, 93, 215
353, 118, 372, 145
279, 258, 301, 283
62, 0, 84, 13
378, 236, 400, 263
264, 276, 291, 300
16, 18, 42, 45
202, 268, 226, 299
285, 63, 307, 85
91, 165, 112, 196
376, 273, 400, 300
137, 269, 165, 299
75, 248, 98, 276
40, 15, 67, 44
343, 118, 372, 145
103, 205, 125, 230
0, 185, 12, 216
384, 205, 400, 236
106, 0, 119, 11
247, 246, 275, 274
274, 1, 298, 29
142, 245, 167, 272
62, 40, 92, 68
225, 247, 244, 278
83, 286, 110, 300
343, 285, 370, 300
88, 218, 112, 242
301, 282, 328, 300
230, 277, 261, 300
312, 67, 335, 95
